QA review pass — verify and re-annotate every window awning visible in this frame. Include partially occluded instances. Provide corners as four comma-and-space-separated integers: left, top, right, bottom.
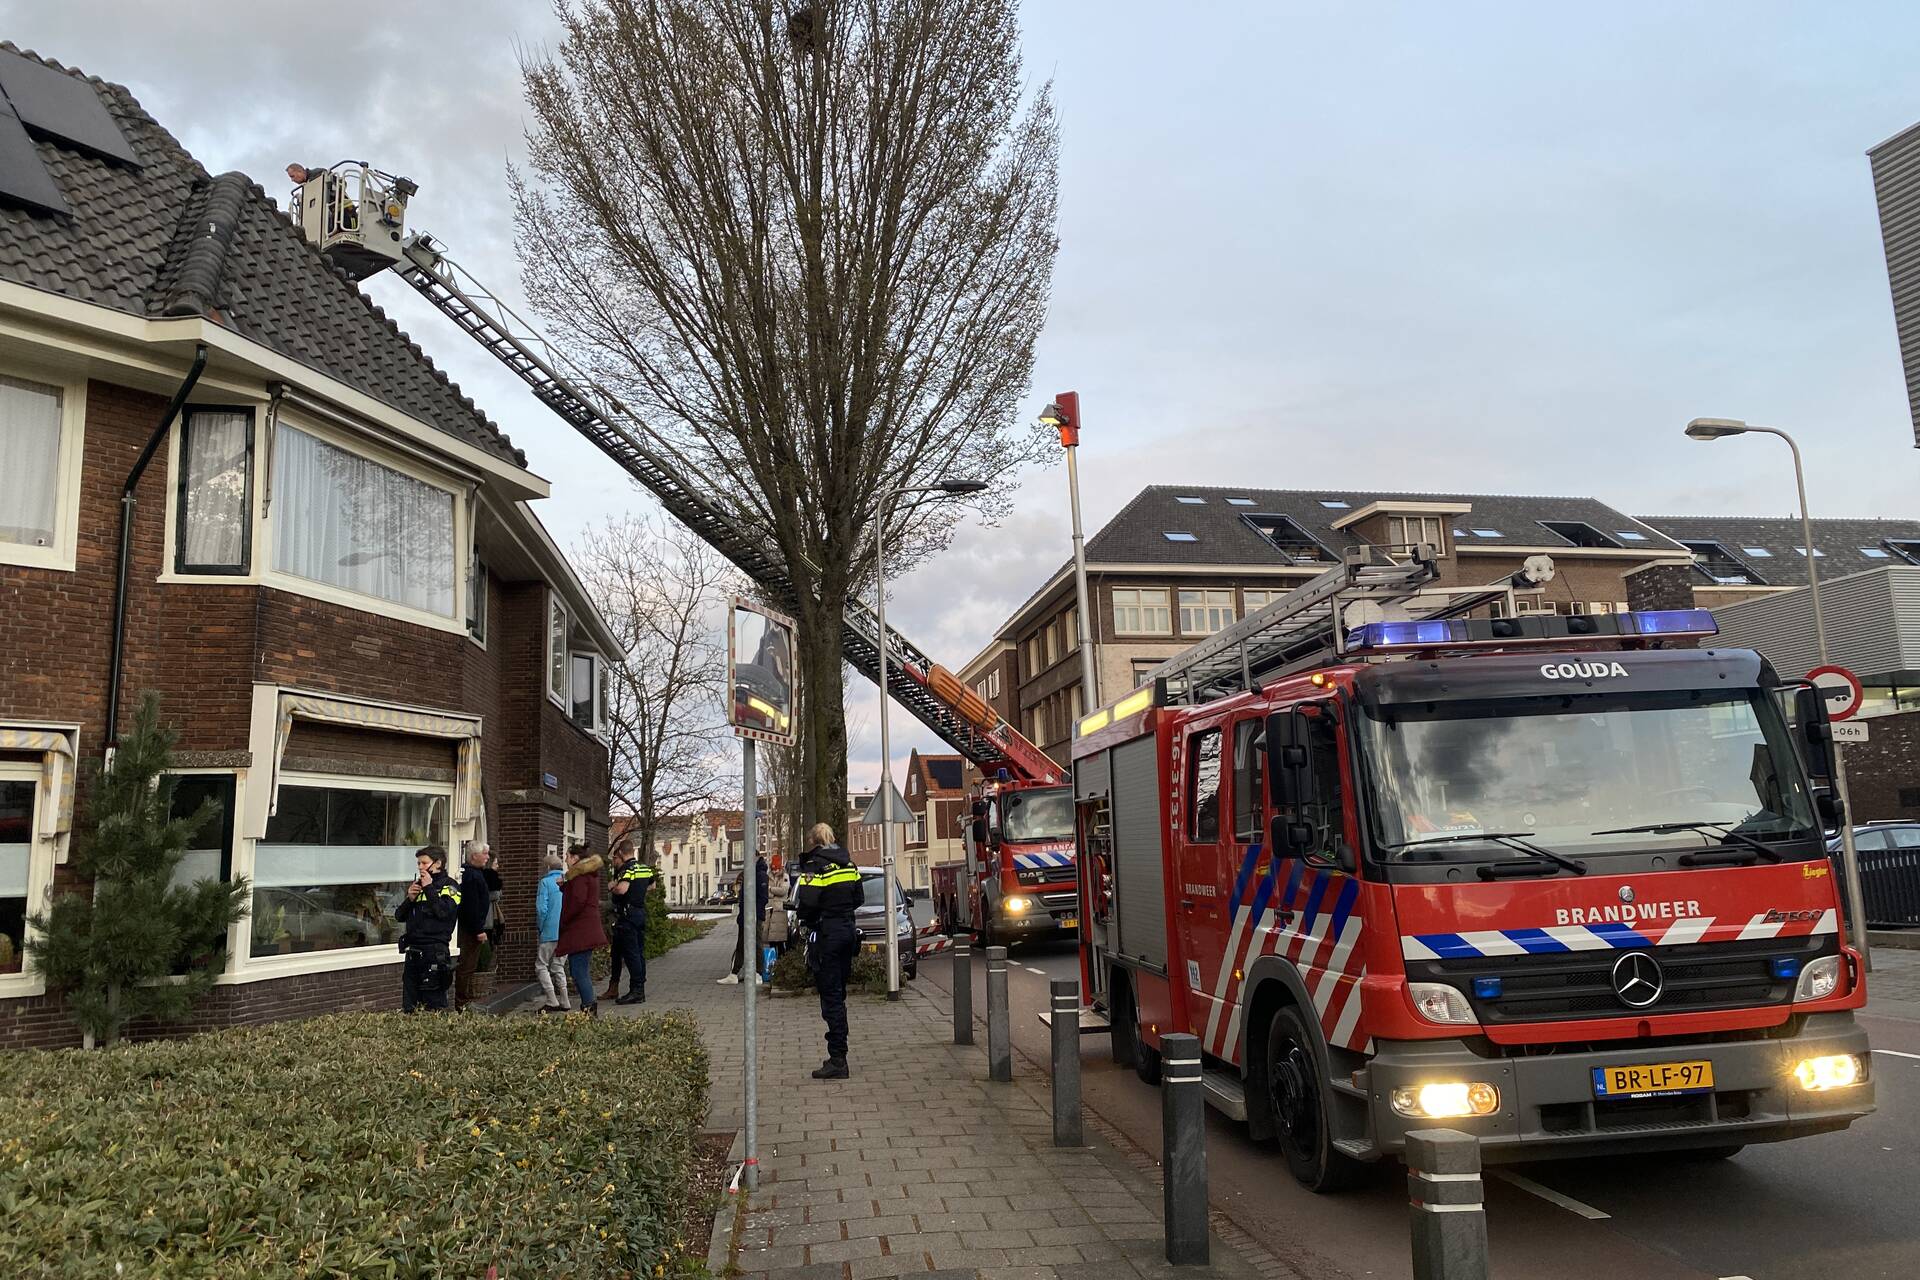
270, 693, 482, 831
0, 725, 77, 854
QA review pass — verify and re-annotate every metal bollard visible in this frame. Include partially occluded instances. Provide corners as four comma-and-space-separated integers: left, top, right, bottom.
1050, 979, 1083, 1146
1406, 1129, 1489, 1280
950, 936, 973, 1045
1159, 1032, 1208, 1266
986, 945, 1011, 1082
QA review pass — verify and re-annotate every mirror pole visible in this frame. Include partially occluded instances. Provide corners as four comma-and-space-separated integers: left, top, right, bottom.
875, 490, 903, 1000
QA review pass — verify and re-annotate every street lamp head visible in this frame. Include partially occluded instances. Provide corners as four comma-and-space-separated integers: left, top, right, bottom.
937, 479, 988, 495
1685, 417, 1750, 441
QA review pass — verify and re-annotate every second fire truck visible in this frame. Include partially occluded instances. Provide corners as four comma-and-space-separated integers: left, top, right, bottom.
1074, 548, 1873, 1189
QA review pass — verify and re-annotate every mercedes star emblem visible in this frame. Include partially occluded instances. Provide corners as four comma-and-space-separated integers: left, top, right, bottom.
1612, 952, 1664, 1008
1618, 885, 1636, 904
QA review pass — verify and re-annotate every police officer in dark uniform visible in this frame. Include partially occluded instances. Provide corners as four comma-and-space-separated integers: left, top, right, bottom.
396, 845, 461, 1013
794, 822, 864, 1079
609, 841, 657, 1004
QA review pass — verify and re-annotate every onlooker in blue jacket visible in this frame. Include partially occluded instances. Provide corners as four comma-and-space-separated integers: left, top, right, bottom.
534, 852, 569, 1013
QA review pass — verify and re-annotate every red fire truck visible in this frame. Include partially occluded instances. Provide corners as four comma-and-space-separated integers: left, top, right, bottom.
932, 772, 1079, 948
918, 661, 1079, 948
1074, 551, 1873, 1190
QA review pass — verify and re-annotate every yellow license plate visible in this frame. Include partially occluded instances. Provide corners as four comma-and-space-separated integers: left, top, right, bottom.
1060, 916, 1078, 930
1592, 1060, 1714, 1098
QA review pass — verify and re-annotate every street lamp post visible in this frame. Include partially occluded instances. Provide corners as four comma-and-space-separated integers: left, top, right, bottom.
874, 477, 988, 998
1040, 394, 1098, 710
1685, 417, 1871, 965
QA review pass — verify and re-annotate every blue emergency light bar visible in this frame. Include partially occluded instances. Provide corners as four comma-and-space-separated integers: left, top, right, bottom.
1346, 608, 1718, 653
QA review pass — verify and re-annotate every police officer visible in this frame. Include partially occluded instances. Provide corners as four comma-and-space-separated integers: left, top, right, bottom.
608, 840, 657, 1005
396, 845, 461, 1012
794, 822, 864, 1079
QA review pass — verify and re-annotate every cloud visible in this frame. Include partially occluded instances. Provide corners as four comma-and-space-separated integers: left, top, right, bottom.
16, 0, 1920, 794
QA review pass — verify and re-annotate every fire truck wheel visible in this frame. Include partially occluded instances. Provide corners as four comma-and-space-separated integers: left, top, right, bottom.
1266, 1006, 1365, 1192
1112, 974, 1161, 1084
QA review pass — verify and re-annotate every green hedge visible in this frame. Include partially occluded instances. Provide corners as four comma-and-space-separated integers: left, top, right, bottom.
0, 1010, 710, 1278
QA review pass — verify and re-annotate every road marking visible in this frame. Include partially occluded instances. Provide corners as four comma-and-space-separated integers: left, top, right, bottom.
1871, 1048, 1920, 1060
1491, 1170, 1611, 1220
1026, 966, 1046, 975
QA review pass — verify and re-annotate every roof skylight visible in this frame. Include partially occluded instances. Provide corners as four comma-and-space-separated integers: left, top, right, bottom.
1175, 496, 1205, 505
1163, 531, 1198, 542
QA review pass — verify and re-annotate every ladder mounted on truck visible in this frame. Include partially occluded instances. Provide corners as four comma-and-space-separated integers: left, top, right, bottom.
1147, 546, 1441, 705
1144, 546, 1559, 707
383, 226, 1061, 784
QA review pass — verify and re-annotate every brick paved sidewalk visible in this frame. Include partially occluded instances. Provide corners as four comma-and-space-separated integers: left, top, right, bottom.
610, 924, 1272, 1280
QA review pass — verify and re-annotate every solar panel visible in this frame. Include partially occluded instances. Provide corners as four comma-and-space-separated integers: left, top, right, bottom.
0, 99, 66, 216
0, 48, 138, 167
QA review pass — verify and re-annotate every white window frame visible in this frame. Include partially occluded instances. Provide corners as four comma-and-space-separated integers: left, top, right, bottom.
0, 760, 53, 998
566, 804, 588, 846
547, 592, 570, 708
1178, 588, 1237, 636
228, 770, 455, 984
258, 412, 471, 634
0, 364, 87, 573
568, 650, 604, 734
1112, 587, 1173, 636
1387, 514, 1447, 556
989, 670, 1002, 698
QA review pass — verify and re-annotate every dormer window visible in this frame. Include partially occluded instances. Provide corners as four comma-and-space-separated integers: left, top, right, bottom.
1539, 520, 1619, 548
1242, 514, 1334, 564
1682, 540, 1764, 585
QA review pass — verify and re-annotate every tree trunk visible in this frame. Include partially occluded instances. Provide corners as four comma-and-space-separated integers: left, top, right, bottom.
797, 600, 850, 844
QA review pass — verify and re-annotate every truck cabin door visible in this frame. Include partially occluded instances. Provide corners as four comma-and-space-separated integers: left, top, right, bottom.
1175, 722, 1231, 1034
1267, 700, 1367, 1052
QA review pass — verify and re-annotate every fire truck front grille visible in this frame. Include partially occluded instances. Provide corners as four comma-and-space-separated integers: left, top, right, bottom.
1041, 892, 1077, 915
1418, 935, 1827, 1024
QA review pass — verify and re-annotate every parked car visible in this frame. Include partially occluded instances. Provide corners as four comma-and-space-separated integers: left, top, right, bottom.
854, 866, 917, 980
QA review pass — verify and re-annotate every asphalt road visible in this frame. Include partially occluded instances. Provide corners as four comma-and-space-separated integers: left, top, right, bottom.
913, 932, 1920, 1280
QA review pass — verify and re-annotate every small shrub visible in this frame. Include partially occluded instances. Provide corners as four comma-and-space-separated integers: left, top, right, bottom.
770, 945, 813, 991
851, 951, 889, 995
769, 948, 889, 996
0, 1010, 709, 1278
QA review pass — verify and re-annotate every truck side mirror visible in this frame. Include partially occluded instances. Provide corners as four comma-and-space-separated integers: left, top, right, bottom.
1787, 683, 1847, 832
1266, 708, 1315, 857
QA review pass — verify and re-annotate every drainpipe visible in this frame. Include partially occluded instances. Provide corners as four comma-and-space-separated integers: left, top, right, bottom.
106, 342, 208, 751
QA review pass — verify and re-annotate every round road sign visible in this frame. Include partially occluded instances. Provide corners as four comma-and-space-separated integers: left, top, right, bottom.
1807, 664, 1864, 722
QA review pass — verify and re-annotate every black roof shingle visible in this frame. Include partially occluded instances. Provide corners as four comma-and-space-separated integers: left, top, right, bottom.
1635, 515, 1920, 588
0, 43, 525, 468
1084, 485, 1685, 566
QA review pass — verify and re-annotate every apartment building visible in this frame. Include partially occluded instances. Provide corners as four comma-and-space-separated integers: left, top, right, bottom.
970, 485, 1691, 765
0, 45, 617, 1046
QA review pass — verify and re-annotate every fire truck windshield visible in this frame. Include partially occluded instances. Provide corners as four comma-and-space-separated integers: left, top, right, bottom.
1000, 786, 1074, 842
1356, 687, 1818, 861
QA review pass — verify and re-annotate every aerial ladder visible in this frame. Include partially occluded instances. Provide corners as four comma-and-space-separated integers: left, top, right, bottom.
1139, 545, 1557, 707
286, 162, 1062, 785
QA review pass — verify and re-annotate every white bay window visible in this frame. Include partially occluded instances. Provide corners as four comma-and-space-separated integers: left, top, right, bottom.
271, 425, 458, 618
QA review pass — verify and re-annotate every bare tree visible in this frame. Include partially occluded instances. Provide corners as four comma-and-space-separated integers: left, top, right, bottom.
514, 0, 1059, 833
575, 511, 737, 857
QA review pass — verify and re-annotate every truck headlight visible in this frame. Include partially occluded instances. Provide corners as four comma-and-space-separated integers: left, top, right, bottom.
1407, 982, 1476, 1026
1390, 1081, 1500, 1119
1793, 1053, 1865, 1091
1004, 895, 1032, 914
1795, 955, 1841, 1001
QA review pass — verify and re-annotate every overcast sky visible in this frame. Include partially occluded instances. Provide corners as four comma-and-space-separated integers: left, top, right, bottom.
10, 1, 1920, 795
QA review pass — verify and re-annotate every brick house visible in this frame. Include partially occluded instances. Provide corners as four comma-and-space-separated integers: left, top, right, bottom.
654, 808, 741, 903
898, 751, 965, 892
966, 485, 1691, 766
0, 46, 618, 1046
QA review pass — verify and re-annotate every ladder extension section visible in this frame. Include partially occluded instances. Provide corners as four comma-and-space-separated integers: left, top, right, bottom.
394, 235, 1056, 779
1147, 548, 1442, 705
